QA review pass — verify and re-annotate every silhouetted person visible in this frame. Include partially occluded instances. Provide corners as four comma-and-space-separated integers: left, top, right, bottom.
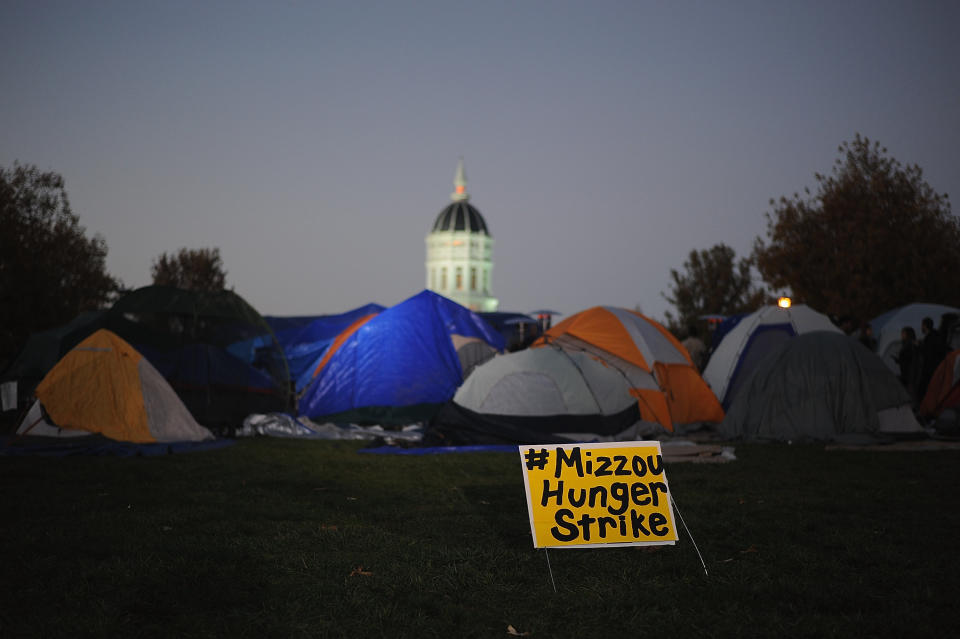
682, 325, 707, 371
895, 326, 923, 408
839, 315, 858, 335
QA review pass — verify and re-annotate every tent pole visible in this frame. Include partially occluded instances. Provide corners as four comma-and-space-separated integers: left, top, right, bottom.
6, 415, 43, 446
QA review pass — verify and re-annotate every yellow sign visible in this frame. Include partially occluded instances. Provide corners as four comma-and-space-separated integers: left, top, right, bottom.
519, 441, 678, 548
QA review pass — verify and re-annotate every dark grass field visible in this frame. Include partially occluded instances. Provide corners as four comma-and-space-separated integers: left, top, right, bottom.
1, 437, 958, 638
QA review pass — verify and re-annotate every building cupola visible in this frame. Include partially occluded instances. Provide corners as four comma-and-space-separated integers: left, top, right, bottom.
425, 158, 498, 312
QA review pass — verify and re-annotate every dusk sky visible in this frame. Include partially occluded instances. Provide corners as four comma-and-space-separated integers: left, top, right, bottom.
3, 1, 958, 322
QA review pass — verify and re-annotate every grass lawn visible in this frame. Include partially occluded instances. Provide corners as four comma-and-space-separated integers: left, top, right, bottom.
1, 437, 958, 638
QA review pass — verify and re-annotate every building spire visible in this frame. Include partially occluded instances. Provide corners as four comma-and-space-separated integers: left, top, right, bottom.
451, 156, 469, 201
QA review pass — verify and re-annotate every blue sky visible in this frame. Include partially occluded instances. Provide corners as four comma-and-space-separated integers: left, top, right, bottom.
3, 0, 958, 321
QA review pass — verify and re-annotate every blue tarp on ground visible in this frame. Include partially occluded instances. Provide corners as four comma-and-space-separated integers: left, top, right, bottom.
359, 444, 516, 455
266, 303, 386, 392
0, 436, 235, 457
298, 290, 504, 422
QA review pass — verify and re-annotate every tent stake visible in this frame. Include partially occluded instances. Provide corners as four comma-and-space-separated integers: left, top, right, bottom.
671, 494, 709, 577
543, 549, 558, 593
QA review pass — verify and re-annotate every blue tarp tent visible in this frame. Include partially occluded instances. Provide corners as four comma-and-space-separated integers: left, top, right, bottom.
479, 311, 540, 350
298, 290, 504, 425
266, 303, 385, 391
138, 343, 280, 394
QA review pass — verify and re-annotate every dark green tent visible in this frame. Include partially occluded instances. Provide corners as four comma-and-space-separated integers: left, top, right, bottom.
1, 311, 104, 408
5, 286, 290, 434
103, 286, 291, 433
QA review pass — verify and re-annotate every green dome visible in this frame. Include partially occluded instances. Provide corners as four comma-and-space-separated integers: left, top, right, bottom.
431, 201, 490, 235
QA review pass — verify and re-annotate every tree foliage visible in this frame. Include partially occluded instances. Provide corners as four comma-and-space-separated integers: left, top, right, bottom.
151, 247, 227, 292
0, 163, 121, 362
753, 134, 959, 323
662, 243, 768, 337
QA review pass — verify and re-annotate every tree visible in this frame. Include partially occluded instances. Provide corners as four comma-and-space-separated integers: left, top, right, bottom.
0, 163, 121, 363
151, 247, 227, 292
753, 134, 959, 324
662, 243, 768, 337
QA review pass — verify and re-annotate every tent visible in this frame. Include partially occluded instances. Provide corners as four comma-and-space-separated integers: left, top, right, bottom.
105, 286, 290, 431
919, 349, 960, 419
425, 347, 647, 445
479, 311, 541, 351
4, 286, 291, 433
702, 304, 840, 409
869, 303, 960, 372
533, 306, 724, 431
298, 290, 504, 425
719, 331, 924, 443
451, 334, 499, 380
17, 330, 214, 443
266, 303, 385, 392
708, 313, 746, 350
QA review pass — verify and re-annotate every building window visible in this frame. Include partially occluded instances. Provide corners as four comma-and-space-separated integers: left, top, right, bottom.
470, 267, 477, 291
483, 269, 488, 293
456, 267, 463, 290
430, 268, 436, 290
441, 267, 447, 290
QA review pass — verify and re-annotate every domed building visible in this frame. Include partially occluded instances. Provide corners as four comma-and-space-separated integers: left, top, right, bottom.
425, 159, 498, 312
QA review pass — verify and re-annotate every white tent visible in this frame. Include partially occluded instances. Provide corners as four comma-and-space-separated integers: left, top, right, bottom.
869, 303, 960, 372
703, 304, 841, 408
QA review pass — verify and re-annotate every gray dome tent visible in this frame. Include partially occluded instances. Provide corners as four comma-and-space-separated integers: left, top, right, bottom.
719, 331, 924, 443
426, 347, 654, 445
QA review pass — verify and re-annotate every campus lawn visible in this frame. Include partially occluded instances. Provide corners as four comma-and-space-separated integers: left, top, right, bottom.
1, 438, 958, 638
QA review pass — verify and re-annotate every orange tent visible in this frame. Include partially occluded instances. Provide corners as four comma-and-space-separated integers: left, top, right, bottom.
534, 306, 724, 431
25, 329, 213, 443
920, 349, 960, 418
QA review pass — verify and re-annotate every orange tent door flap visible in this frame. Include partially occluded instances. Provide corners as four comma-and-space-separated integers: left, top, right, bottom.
628, 387, 673, 432
653, 362, 725, 425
